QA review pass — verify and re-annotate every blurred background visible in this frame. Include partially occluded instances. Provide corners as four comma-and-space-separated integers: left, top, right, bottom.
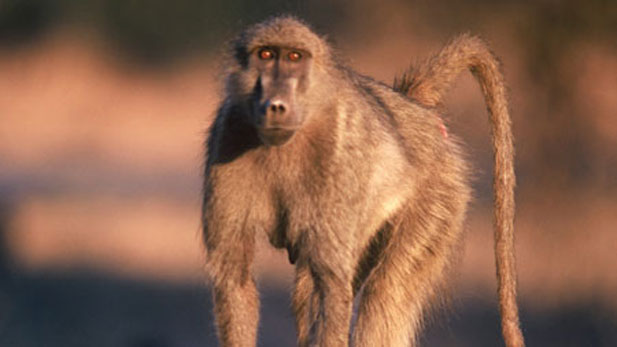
1, 0, 616, 346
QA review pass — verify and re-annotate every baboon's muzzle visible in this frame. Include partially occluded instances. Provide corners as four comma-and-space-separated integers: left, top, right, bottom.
257, 98, 298, 146
254, 76, 301, 146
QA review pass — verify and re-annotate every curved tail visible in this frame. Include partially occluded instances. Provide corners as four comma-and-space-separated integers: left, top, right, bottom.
395, 34, 525, 347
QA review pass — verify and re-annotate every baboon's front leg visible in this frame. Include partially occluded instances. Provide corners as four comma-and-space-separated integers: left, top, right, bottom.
308, 248, 355, 347
212, 276, 259, 346
292, 262, 319, 347
203, 203, 260, 346
316, 279, 354, 347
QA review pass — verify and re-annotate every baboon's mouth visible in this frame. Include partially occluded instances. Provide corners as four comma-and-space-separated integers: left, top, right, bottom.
258, 127, 297, 146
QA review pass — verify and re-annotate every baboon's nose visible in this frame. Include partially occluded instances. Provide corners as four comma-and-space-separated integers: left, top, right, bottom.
268, 100, 287, 115
259, 97, 298, 132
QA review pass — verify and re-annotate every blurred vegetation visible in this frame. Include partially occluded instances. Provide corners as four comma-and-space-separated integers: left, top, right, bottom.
0, 0, 346, 64
516, 0, 617, 190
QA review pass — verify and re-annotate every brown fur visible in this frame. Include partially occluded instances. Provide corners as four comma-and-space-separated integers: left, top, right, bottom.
202, 16, 524, 347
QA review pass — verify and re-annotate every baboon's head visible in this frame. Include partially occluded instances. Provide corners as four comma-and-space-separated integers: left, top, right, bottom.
227, 16, 333, 146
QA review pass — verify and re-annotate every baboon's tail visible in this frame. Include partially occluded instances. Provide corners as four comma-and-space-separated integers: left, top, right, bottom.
395, 35, 525, 347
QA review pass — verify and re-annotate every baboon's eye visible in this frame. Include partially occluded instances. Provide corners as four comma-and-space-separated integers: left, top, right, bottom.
288, 51, 302, 62
258, 48, 274, 60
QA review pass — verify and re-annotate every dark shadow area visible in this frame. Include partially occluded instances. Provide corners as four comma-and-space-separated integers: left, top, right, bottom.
0, 270, 615, 346
422, 297, 617, 347
0, 1, 60, 45
207, 110, 262, 166
0, 270, 297, 347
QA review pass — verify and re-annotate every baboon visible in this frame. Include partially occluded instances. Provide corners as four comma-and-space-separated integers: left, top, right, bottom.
202, 16, 524, 347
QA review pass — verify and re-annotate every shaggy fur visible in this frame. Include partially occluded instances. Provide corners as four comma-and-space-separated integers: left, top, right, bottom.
202, 16, 524, 347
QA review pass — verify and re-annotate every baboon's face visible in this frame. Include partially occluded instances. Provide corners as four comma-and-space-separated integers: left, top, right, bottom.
247, 45, 312, 146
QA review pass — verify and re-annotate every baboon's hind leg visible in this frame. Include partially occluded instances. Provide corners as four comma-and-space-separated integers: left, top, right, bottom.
352, 196, 466, 347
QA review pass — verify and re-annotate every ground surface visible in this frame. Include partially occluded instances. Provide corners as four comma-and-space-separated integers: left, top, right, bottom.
0, 270, 615, 347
